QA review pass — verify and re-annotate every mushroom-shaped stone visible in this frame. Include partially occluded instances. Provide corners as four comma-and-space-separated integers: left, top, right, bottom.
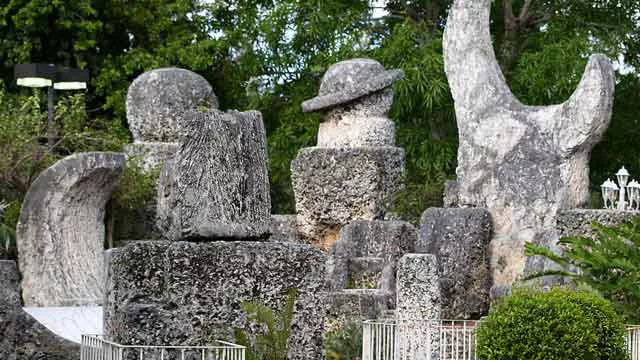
443, 0, 615, 290
302, 58, 404, 148
17, 152, 125, 307
127, 68, 217, 142
157, 109, 271, 240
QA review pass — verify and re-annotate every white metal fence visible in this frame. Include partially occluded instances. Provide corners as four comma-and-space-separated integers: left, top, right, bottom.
81, 335, 245, 360
362, 319, 478, 360
363, 320, 640, 360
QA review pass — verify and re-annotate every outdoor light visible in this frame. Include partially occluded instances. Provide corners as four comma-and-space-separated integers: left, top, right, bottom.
601, 179, 619, 209
54, 68, 89, 90
15, 64, 89, 149
616, 167, 631, 210
627, 180, 640, 211
14, 63, 56, 88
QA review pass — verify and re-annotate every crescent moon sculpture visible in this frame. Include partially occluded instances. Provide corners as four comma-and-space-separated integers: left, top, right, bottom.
443, 0, 615, 293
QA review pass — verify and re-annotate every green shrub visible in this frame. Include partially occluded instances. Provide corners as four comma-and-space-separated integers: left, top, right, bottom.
234, 288, 297, 360
525, 217, 640, 323
476, 287, 628, 360
325, 322, 362, 360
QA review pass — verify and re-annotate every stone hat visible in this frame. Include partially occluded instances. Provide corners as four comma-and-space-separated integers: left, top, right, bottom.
302, 58, 404, 113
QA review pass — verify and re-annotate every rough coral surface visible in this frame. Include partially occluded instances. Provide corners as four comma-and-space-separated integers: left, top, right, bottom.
418, 208, 492, 319
443, 0, 615, 290
157, 109, 271, 241
291, 147, 404, 248
104, 241, 327, 360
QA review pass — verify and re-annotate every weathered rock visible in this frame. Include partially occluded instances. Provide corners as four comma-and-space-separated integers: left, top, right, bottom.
0, 261, 80, 360
291, 148, 404, 248
443, 0, 615, 290
17, 152, 125, 307
127, 68, 217, 143
557, 209, 640, 238
302, 59, 403, 114
157, 109, 271, 241
270, 215, 299, 243
104, 241, 327, 360
417, 208, 492, 319
395, 254, 441, 360
328, 220, 416, 291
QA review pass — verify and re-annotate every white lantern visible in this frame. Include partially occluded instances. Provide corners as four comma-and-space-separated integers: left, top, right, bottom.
601, 179, 619, 209
627, 180, 640, 211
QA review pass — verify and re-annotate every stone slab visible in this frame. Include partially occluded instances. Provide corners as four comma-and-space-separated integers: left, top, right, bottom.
104, 241, 327, 359
157, 109, 271, 241
23, 306, 102, 344
270, 214, 300, 243
556, 209, 640, 238
417, 208, 492, 319
17, 152, 125, 307
291, 147, 404, 248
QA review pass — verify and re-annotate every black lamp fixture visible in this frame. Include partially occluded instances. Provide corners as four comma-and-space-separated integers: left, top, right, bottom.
14, 64, 90, 148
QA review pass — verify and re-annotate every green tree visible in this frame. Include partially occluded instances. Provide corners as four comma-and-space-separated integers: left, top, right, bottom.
525, 217, 640, 323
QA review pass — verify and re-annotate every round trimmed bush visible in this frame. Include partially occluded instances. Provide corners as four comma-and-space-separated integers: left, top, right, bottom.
476, 287, 627, 360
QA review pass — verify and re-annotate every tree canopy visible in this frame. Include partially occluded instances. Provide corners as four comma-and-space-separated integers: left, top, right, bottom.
0, 0, 638, 219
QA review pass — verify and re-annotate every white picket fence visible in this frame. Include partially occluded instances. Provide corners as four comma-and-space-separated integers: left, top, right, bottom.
80, 335, 246, 360
363, 320, 640, 360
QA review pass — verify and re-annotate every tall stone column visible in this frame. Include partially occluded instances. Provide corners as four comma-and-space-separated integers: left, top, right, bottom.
443, 0, 615, 292
292, 58, 406, 249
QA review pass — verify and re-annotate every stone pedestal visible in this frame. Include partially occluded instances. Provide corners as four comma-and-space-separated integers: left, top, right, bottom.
395, 254, 441, 360
17, 152, 125, 307
157, 109, 271, 241
417, 208, 492, 319
104, 241, 327, 359
291, 148, 404, 248
556, 209, 640, 238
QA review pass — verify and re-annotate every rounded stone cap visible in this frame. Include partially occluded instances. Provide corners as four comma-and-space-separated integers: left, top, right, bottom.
302, 58, 404, 113
127, 68, 217, 142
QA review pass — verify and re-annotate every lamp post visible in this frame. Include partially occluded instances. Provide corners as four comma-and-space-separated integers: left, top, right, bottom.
601, 179, 619, 209
14, 64, 89, 149
616, 166, 630, 210
628, 180, 640, 211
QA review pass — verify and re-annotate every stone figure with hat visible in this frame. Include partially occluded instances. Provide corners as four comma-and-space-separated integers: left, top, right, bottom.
302, 58, 403, 148
291, 58, 406, 249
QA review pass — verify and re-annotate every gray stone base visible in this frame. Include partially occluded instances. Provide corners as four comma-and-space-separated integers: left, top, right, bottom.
418, 208, 492, 319
124, 142, 178, 172
104, 241, 327, 359
291, 147, 404, 249
270, 215, 299, 243
557, 209, 640, 238
1, 261, 79, 359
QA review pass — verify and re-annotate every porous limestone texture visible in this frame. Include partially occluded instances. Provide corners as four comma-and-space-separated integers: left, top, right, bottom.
17, 152, 125, 307
291, 148, 404, 248
157, 109, 271, 241
104, 241, 327, 360
395, 254, 441, 360
127, 68, 217, 143
417, 208, 492, 319
270, 214, 300, 243
325, 220, 416, 324
0, 261, 80, 359
329, 220, 416, 292
443, 0, 615, 290
557, 209, 640, 238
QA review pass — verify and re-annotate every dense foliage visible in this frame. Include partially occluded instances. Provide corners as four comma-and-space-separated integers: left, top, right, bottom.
324, 322, 363, 360
526, 217, 640, 323
476, 287, 628, 360
0, 0, 639, 220
234, 288, 297, 360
